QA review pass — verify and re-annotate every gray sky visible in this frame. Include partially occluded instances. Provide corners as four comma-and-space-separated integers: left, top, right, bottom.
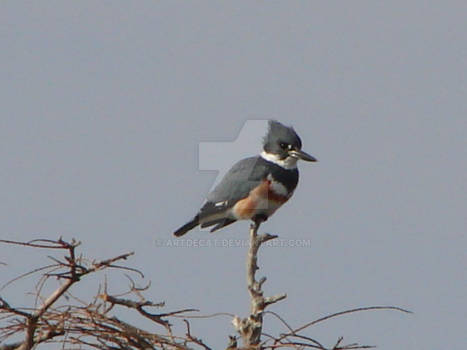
1, 1, 466, 349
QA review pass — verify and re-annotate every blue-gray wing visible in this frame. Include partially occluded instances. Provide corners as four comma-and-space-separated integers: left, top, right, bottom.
199, 156, 268, 218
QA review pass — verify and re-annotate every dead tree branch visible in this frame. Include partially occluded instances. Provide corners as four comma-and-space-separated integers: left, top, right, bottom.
0, 238, 208, 350
232, 219, 286, 348
1, 236, 411, 350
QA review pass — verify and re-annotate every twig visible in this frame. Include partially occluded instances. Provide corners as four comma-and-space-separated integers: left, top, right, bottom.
100, 293, 196, 329
183, 319, 212, 350
282, 306, 411, 338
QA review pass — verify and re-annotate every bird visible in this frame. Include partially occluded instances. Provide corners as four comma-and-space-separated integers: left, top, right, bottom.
173, 120, 317, 237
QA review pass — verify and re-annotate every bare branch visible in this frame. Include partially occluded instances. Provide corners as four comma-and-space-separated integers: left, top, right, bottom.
1, 236, 410, 350
183, 319, 212, 350
100, 293, 197, 330
0, 238, 200, 350
284, 305, 412, 337
233, 219, 286, 348
0, 238, 79, 250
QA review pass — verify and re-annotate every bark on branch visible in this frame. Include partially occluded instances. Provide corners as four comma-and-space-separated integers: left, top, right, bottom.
233, 219, 286, 348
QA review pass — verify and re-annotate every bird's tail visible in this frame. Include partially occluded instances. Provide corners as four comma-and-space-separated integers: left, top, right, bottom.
173, 215, 199, 237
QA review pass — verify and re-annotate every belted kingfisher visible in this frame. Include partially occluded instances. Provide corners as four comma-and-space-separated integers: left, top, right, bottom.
174, 120, 316, 236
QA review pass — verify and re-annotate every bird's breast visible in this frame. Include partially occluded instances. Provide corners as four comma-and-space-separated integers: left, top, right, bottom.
232, 176, 292, 220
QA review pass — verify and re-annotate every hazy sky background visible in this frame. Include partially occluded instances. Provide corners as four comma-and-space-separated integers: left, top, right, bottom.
1, 1, 466, 349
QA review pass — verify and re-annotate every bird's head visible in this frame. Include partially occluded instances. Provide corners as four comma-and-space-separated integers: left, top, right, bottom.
262, 120, 317, 169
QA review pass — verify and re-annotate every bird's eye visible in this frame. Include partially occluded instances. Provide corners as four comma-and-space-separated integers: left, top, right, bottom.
279, 142, 288, 150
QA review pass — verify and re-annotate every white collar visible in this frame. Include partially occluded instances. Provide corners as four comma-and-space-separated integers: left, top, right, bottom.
260, 151, 298, 169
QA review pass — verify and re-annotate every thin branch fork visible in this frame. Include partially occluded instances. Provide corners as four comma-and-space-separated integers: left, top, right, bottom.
100, 293, 198, 330
233, 219, 286, 348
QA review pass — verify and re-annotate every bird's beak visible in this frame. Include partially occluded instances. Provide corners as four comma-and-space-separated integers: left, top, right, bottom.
289, 149, 317, 162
